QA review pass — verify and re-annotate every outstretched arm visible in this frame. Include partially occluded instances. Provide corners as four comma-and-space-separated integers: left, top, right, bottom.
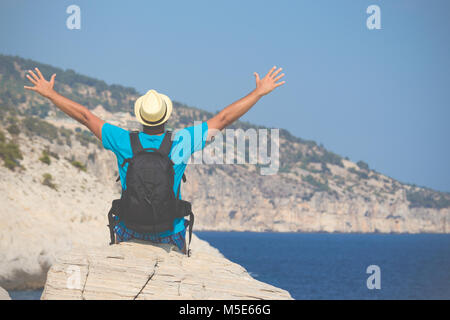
207, 66, 285, 136
24, 68, 105, 140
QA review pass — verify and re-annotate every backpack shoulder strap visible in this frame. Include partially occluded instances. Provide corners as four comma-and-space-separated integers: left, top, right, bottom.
158, 131, 173, 156
129, 131, 143, 155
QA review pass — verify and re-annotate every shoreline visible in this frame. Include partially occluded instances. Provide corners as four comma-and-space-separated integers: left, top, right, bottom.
196, 229, 450, 235
5, 232, 450, 300
5, 233, 292, 299
4, 231, 450, 295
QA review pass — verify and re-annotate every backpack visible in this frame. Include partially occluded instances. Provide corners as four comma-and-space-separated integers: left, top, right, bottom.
107, 130, 194, 256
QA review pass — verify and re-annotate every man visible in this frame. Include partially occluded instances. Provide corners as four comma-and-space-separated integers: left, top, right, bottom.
24, 66, 285, 253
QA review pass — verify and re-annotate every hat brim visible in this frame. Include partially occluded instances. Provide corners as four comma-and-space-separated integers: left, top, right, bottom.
134, 92, 173, 127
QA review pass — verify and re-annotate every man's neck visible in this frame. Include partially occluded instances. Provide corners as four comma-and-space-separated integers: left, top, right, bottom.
143, 124, 165, 136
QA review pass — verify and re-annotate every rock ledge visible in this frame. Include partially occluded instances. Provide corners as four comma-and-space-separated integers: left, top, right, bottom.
0, 286, 11, 300
41, 235, 292, 300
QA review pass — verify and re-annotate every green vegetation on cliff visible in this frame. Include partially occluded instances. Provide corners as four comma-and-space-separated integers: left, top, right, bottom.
70, 159, 87, 172
22, 116, 59, 142
42, 173, 57, 190
39, 149, 51, 165
301, 174, 330, 192
0, 54, 138, 113
0, 129, 23, 170
406, 189, 450, 209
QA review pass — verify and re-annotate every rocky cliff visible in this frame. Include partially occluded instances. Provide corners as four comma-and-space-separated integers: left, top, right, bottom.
0, 286, 11, 300
41, 235, 292, 300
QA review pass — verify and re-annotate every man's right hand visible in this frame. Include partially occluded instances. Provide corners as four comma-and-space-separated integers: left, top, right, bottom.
207, 66, 286, 134
253, 66, 285, 97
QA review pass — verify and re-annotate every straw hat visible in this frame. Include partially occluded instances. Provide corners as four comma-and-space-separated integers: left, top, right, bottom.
134, 89, 173, 126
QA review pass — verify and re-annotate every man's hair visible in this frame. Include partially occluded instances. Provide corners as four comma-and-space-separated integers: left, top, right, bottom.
143, 123, 165, 134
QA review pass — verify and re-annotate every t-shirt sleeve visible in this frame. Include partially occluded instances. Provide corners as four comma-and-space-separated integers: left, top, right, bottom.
189, 121, 209, 153
171, 121, 208, 164
101, 123, 130, 159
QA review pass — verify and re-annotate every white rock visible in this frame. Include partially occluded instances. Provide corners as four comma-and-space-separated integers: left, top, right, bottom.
0, 286, 11, 300
41, 235, 292, 300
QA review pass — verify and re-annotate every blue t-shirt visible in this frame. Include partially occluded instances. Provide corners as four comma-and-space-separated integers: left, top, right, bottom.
102, 122, 208, 237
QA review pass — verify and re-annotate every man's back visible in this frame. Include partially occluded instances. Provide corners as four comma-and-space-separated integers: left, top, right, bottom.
102, 121, 208, 237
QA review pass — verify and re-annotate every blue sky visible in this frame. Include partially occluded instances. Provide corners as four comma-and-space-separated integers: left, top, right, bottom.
1, 0, 449, 192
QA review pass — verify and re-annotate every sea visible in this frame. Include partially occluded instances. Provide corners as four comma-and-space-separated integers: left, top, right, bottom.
8, 232, 450, 300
